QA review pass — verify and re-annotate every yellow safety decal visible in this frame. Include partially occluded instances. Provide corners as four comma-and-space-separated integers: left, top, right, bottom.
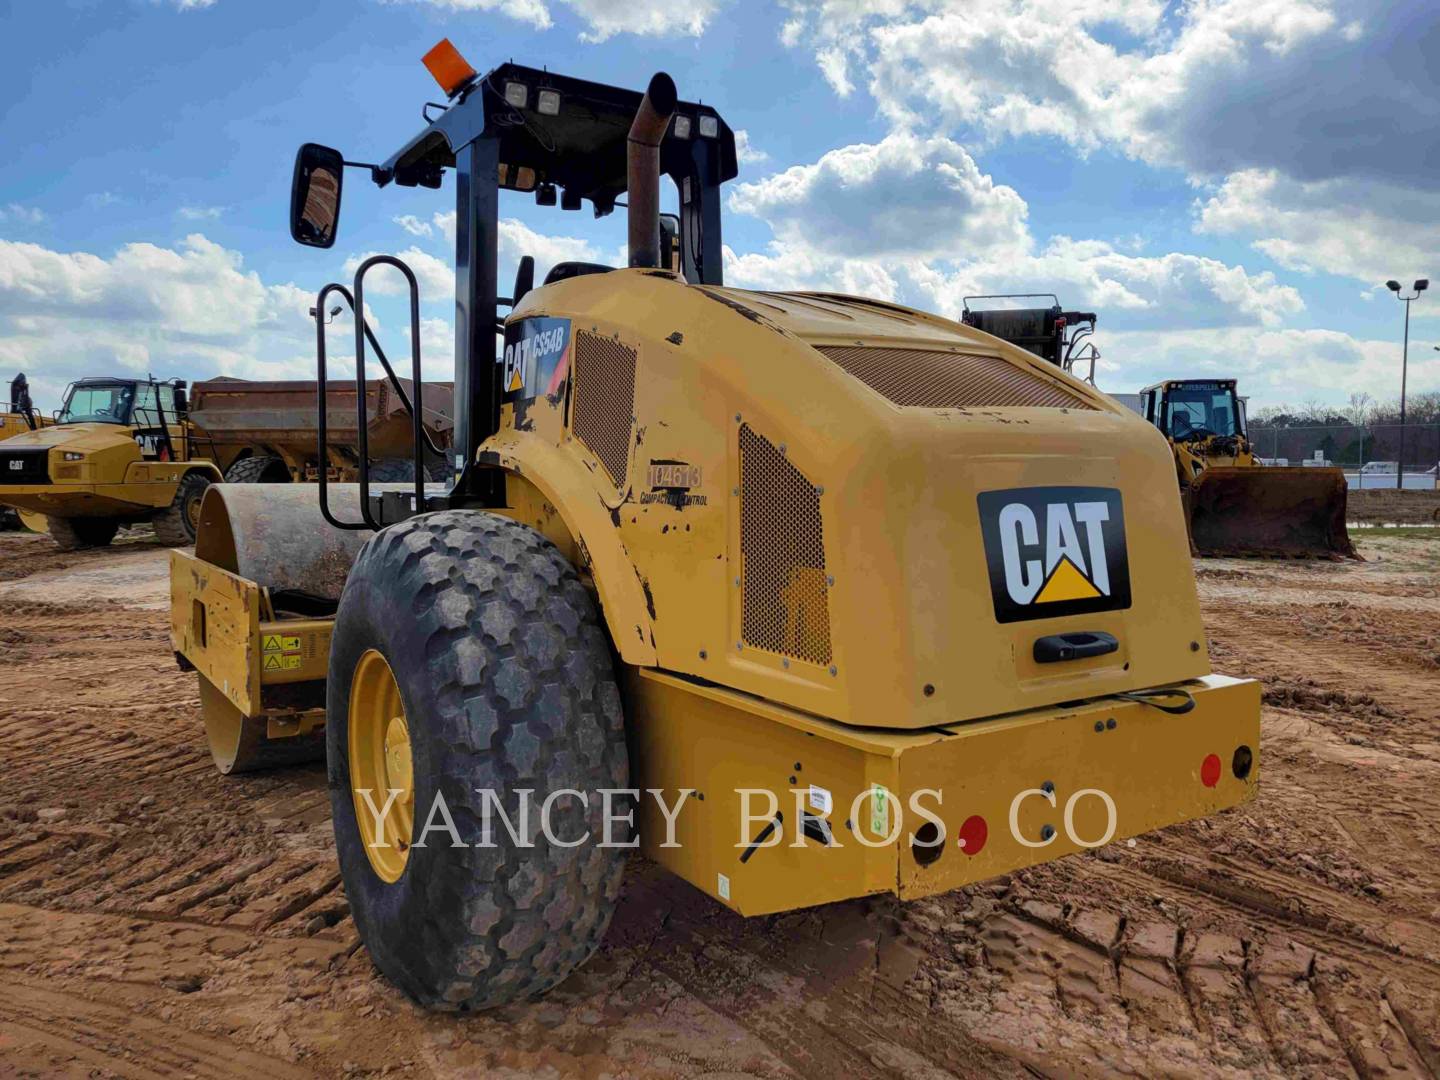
262, 634, 283, 653
281, 635, 301, 652
262, 653, 302, 672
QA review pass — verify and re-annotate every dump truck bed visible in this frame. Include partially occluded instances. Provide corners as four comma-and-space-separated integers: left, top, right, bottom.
188, 377, 454, 461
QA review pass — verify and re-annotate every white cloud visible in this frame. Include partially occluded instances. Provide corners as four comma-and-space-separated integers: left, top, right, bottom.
343, 246, 455, 301
1197, 170, 1437, 286
0, 204, 46, 225
395, 210, 603, 288
734, 130, 769, 166
727, 133, 1301, 330
386, 0, 553, 30
560, 0, 720, 41
1099, 326, 1435, 410
394, 214, 434, 238
729, 131, 1029, 261
396, 0, 720, 39
497, 218, 600, 279
0, 234, 317, 410
177, 205, 224, 221
781, 1, 1438, 287
162, 0, 217, 9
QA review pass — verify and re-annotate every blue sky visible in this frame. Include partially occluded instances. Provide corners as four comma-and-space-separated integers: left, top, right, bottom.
2, 0, 1436, 413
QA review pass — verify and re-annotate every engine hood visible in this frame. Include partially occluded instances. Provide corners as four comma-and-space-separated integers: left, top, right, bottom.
5, 422, 141, 454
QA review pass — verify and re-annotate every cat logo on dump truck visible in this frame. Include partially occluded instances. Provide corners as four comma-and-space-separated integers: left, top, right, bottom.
501, 316, 572, 403
977, 486, 1131, 624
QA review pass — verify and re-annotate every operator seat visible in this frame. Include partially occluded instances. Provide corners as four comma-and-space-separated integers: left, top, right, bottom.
543, 261, 614, 286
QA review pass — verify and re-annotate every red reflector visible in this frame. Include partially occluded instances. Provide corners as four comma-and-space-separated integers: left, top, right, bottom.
1200, 753, 1222, 788
957, 814, 988, 855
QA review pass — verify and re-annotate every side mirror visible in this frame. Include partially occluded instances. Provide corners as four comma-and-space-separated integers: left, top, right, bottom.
290, 143, 345, 248
174, 387, 189, 415
512, 256, 534, 306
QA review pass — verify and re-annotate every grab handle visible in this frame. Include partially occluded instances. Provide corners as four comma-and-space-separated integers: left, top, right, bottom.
1033, 630, 1119, 664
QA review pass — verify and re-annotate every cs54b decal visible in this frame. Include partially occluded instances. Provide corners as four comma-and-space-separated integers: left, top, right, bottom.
977, 487, 1131, 624
501, 316, 571, 403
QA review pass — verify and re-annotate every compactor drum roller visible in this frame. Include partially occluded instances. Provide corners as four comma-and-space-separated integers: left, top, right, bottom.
172, 44, 1261, 1011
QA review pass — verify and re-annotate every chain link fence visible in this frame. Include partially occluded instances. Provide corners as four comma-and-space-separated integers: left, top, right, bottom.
1248, 422, 1440, 489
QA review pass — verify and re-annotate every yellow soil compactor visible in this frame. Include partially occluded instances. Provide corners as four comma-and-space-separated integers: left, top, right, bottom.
170, 42, 1260, 1011
1138, 379, 1357, 559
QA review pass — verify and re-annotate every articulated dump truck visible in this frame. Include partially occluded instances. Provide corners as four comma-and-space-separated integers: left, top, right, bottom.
0, 374, 452, 549
1, 373, 52, 530
170, 42, 1260, 1012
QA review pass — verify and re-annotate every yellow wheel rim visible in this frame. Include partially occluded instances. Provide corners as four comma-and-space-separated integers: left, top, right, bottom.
185, 491, 203, 530
349, 649, 415, 883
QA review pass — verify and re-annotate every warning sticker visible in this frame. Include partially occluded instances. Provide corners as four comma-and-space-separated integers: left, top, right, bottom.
262, 653, 301, 672
869, 784, 890, 837
262, 634, 283, 653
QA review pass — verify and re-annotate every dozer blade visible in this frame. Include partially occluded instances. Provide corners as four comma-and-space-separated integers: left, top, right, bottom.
1188, 466, 1358, 559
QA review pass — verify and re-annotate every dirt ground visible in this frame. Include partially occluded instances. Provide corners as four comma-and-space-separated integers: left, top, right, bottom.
1, 523, 1439, 1079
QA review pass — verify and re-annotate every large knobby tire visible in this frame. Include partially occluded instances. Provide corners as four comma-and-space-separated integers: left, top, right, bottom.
369, 458, 432, 483
224, 455, 290, 483
46, 516, 119, 551
327, 510, 628, 1011
152, 471, 212, 547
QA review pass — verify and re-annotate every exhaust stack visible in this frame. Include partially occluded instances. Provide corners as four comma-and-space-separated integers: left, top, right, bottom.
627, 72, 678, 269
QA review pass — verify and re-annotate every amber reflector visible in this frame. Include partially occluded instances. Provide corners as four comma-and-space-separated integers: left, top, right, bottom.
423, 39, 477, 97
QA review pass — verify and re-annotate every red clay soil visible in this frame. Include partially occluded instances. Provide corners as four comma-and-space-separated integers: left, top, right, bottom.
0, 528, 1437, 1077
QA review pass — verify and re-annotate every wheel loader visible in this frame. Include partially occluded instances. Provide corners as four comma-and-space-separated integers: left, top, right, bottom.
169, 41, 1260, 1012
1138, 379, 1357, 558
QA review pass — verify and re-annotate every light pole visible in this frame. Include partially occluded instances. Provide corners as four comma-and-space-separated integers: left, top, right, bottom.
1385, 278, 1428, 488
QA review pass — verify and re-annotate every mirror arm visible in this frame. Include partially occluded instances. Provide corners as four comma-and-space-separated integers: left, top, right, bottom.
343, 159, 392, 186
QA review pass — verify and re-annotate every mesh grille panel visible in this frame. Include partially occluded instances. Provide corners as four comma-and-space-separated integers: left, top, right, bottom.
739, 425, 831, 666
816, 345, 1092, 410
571, 331, 637, 486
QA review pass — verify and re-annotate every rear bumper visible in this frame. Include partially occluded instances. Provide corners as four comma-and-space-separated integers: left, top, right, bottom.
629, 669, 1259, 915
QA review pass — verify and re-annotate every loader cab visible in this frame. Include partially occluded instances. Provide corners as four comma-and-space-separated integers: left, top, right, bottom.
1140, 380, 1246, 443
288, 42, 739, 518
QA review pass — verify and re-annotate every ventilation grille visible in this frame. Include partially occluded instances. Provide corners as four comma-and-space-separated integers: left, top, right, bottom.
815, 345, 1093, 410
571, 330, 637, 486
739, 425, 831, 666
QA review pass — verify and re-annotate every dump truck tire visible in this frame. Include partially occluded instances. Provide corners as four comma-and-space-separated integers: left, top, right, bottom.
224, 455, 290, 484
368, 458, 432, 483
327, 510, 628, 1011
152, 471, 212, 547
46, 515, 118, 551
